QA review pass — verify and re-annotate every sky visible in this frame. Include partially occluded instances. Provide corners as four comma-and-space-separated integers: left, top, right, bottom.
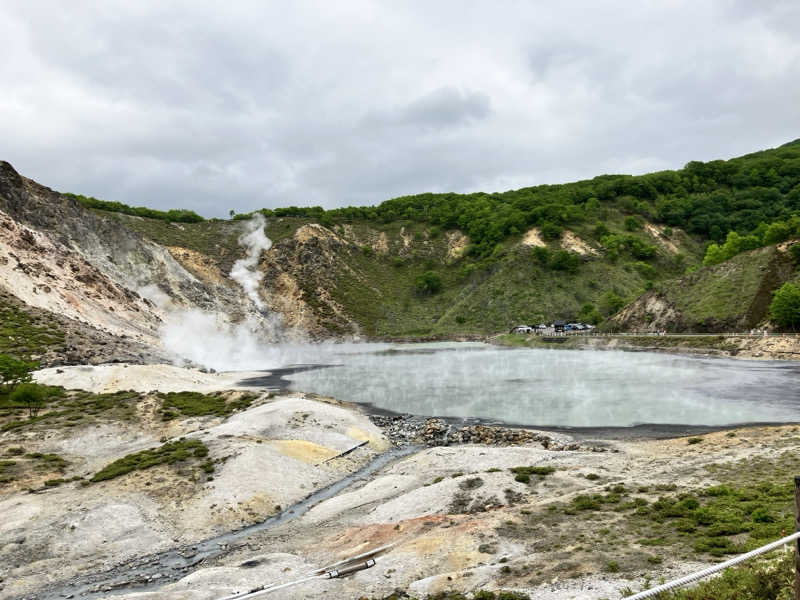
1, 1, 799, 218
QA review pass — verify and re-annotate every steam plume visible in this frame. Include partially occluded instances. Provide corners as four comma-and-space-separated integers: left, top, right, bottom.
152, 213, 295, 371
229, 213, 272, 309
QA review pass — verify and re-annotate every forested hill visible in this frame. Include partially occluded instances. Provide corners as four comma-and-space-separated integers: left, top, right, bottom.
32, 138, 800, 336
255, 137, 800, 258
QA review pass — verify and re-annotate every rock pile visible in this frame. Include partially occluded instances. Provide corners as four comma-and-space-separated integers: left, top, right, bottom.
371, 414, 609, 452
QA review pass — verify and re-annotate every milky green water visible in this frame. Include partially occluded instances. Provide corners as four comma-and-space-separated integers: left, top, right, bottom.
284, 342, 800, 428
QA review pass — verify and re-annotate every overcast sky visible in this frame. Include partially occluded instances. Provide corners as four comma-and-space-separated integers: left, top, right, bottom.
2, 1, 799, 217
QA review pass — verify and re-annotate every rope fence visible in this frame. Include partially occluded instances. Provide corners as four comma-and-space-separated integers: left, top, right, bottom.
625, 531, 800, 599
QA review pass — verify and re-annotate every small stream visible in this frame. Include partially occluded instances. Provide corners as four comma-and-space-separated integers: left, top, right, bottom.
27, 445, 420, 600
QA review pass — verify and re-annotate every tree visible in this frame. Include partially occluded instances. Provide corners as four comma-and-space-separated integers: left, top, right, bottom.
0, 354, 36, 392
624, 216, 642, 231
10, 383, 46, 417
549, 250, 581, 273
578, 303, 602, 325
414, 271, 443, 295
703, 243, 725, 266
769, 283, 800, 329
539, 222, 563, 241
600, 291, 626, 316
763, 221, 791, 245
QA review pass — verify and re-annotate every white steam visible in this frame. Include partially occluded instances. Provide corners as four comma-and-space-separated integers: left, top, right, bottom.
160, 310, 285, 371
229, 213, 271, 309
153, 213, 302, 372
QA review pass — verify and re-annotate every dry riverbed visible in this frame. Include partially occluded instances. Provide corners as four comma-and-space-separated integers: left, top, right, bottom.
1, 363, 799, 600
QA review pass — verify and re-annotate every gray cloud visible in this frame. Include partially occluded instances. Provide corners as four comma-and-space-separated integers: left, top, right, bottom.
0, 1, 798, 217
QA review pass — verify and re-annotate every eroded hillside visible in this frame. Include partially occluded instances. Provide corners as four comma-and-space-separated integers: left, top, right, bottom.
610, 240, 800, 332
102, 211, 702, 338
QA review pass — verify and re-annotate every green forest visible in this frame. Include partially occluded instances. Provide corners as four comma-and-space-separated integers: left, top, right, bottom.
262, 138, 800, 259
70, 139, 800, 263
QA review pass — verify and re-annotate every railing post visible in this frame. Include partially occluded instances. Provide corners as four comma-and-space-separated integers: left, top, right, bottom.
795, 476, 800, 600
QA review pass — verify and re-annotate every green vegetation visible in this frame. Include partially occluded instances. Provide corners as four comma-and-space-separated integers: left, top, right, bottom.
1, 451, 72, 485
509, 465, 556, 483
414, 271, 443, 295
0, 387, 140, 432
703, 217, 800, 266
363, 591, 529, 600
75, 140, 800, 335
627, 245, 780, 331
0, 354, 36, 391
107, 213, 246, 274
158, 391, 257, 420
647, 553, 791, 599
769, 282, 800, 329
10, 383, 49, 417
0, 292, 66, 359
66, 193, 205, 223
90, 438, 212, 482
558, 453, 798, 562
282, 138, 800, 258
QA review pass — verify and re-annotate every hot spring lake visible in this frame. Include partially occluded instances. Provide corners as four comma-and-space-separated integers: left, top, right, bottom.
276, 342, 800, 429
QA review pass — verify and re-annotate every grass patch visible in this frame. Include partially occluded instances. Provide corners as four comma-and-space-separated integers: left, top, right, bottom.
158, 391, 257, 420
646, 552, 791, 599
26, 452, 69, 472
0, 291, 66, 359
509, 465, 556, 484
90, 438, 211, 482
0, 388, 142, 431
560, 478, 792, 557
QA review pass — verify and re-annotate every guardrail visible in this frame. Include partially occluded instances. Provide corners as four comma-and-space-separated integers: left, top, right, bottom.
517, 331, 800, 338
626, 531, 798, 599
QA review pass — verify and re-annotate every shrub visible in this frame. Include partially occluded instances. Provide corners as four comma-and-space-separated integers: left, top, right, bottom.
624, 216, 642, 231
509, 465, 555, 483
415, 271, 443, 295
0, 354, 37, 391
635, 261, 657, 279
68, 194, 205, 223
90, 438, 209, 482
549, 250, 581, 273
540, 222, 563, 240
769, 283, 800, 329
600, 291, 626, 316
10, 383, 47, 417
159, 391, 255, 419
593, 223, 610, 238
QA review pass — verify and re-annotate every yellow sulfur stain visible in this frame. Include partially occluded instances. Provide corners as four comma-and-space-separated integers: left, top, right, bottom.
346, 427, 390, 451
269, 440, 338, 464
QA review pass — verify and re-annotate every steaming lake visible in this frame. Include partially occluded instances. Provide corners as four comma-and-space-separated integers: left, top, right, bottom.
282, 342, 800, 428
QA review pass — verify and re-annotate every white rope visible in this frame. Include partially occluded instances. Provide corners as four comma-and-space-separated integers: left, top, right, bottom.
625, 531, 800, 599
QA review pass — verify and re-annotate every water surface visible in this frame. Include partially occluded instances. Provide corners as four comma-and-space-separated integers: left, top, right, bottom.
284, 343, 800, 428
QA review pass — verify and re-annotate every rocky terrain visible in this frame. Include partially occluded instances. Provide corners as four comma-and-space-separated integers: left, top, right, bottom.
2, 363, 798, 600
0, 160, 277, 367
1, 158, 799, 600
